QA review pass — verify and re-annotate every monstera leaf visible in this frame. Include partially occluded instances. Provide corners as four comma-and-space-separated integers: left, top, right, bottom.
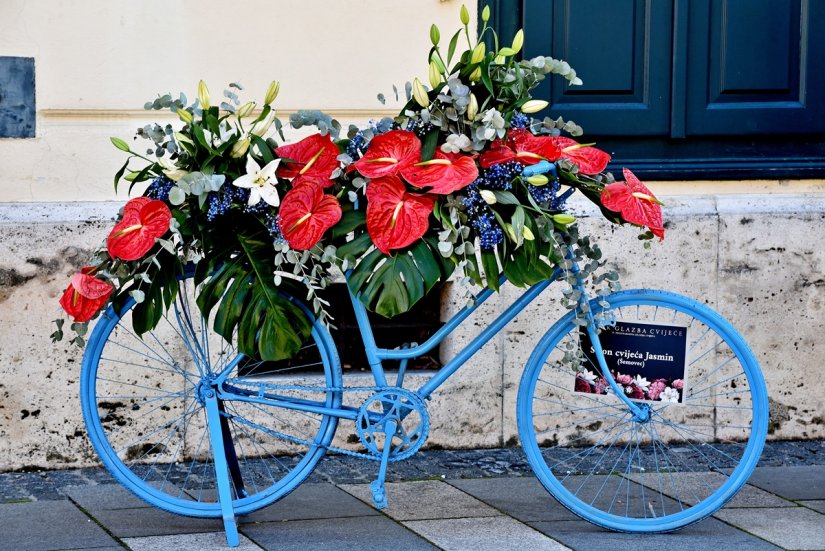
346, 233, 453, 318
195, 229, 312, 361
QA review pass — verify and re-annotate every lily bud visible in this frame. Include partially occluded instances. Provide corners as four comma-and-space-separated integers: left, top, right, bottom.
430, 51, 447, 73
494, 55, 506, 65
429, 61, 443, 90
471, 42, 486, 64
498, 47, 516, 57
467, 93, 479, 120
469, 67, 482, 82
479, 190, 497, 204
504, 223, 518, 242
174, 132, 194, 146
176, 108, 193, 124
553, 214, 577, 225
430, 24, 440, 46
197, 80, 210, 110
460, 4, 470, 25
526, 174, 549, 186
250, 111, 275, 137
412, 78, 430, 108
237, 101, 256, 118
512, 29, 524, 54
264, 80, 280, 105
522, 225, 535, 241
230, 137, 251, 158
521, 99, 549, 113
482, 5, 490, 22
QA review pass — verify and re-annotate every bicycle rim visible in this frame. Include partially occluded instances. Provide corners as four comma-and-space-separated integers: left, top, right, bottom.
517, 289, 768, 532
80, 274, 342, 517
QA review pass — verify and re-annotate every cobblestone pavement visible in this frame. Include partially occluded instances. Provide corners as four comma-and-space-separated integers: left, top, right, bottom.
1, 440, 823, 550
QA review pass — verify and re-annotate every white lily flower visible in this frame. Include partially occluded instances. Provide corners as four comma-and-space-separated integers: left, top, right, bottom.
632, 375, 651, 392
250, 111, 276, 137
233, 157, 281, 207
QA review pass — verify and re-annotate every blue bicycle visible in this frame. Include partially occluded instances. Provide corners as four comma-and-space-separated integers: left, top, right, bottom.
80, 163, 768, 546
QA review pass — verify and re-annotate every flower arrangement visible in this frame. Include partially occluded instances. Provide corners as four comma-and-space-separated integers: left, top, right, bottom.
575, 370, 683, 403
52, 4, 664, 362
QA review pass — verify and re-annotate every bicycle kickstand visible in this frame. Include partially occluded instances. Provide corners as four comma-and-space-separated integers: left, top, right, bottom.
370, 419, 398, 509
204, 392, 241, 547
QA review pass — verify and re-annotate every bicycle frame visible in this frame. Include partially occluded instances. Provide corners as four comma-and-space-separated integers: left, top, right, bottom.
216, 259, 648, 423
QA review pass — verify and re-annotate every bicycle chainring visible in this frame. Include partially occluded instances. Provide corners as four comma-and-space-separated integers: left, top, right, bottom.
356, 388, 429, 461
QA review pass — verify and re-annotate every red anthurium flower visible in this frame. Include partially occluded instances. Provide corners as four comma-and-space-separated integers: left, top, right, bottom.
508, 129, 562, 166
274, 133, 339, 186
551, 137, 611, 175
59, 268, 114, 322
351, 130, 421, 178
401, 151, 479, 194
478, 139, 516, 169
601, 168, 665, 240
278, 182, 343, 250
107, 197, 172, 261
366, 175, 436, 254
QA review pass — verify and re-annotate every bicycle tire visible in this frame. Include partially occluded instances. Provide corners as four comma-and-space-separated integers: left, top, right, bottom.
80, 272, 342, 518
517, 289, 768, 532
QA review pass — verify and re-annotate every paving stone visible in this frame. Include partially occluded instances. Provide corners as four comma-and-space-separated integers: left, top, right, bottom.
62, 483, 150, 510
404, 515, 571, 551
715, 506, 825, 550
339, 479, 500, 521
800, 500, 825, 514
447, 477, 579, 522
625, 471, 796, 508
124, 531, 263, 550
241, 515, 438, 551
88, 506, 223, 538
241, 483, 379, 522
530, 517, 781, 550
0, 500, 118, 551
742, 465, 825, 500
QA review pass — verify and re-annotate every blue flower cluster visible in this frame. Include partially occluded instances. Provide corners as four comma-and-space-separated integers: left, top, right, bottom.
145, 176, 174, 202
483, 161, 524, 190
472, 211, 504, 250
510, 113, 531, 129
346, 132, 367, 160
527, 177, 566, 210
405, 118, 435, 138
264, 212, 287, 245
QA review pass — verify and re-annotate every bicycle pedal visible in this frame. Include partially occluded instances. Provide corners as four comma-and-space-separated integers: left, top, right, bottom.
370, 479, 388, 509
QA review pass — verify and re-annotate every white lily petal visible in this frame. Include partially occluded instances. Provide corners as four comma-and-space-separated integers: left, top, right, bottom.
245, 155, 262, 176
248, 187, 262, 206
233, 174, 256, 189
259, 159, 281, 181
259, 185, 280, 207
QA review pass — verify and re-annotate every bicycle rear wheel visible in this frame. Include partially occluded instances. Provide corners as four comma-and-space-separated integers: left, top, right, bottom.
517, 289, 768, 532
80, 273, 342, 518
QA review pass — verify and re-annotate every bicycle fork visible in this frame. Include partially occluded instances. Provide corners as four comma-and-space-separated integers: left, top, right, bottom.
571, 266, 650, 423
204, 392, 241, 547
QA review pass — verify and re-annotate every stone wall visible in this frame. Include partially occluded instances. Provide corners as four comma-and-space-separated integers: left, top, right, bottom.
0, 194, 822, 471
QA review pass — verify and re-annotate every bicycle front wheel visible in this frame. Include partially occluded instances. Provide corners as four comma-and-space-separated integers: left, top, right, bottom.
80, 273, 342, 518
517, 289, 768, 532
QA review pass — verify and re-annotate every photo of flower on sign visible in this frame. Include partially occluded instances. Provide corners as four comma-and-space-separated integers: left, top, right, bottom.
576, 321, 688, 403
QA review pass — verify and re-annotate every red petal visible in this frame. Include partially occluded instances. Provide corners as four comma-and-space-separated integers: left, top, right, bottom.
400, 151, 479, 194
59, 273, 113, 322
479, 140, 516, 169
107, 199, 171, 261
509, 129, 561, 165
366, 175, 435, 254
600, 169, 664, 240
275, 133, 340, 181
352, 130, 421, 178
278, 182, 342, 250
553, 137, 611, 174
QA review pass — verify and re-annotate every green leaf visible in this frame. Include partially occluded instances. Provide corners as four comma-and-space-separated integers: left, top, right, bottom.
492, 190, 520, 205
250, 134, 275, 164
336, 232, 373, 261
447, 29, 462, 65
113, 158, 129, 193
421, 129, 440, 162
331, 209, 366, 239
481, 250, 501, 292
111, 137, 131, 152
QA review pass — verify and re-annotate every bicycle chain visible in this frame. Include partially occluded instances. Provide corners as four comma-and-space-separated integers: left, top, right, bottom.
222, 379, 423, 461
